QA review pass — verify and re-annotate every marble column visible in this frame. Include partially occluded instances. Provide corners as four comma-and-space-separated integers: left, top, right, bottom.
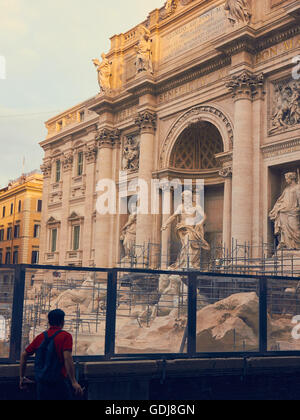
226, 71, 263, 248
59, 146, 73, 265
82, 137, 98, 266
135, 110, 157, 256
219, 167, 232, 251
94, 128, 119, 268
161, 187, 172, 269
252, 77, 265, 256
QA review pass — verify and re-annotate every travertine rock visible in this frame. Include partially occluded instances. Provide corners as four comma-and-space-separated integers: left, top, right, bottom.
196, 292, 259, 352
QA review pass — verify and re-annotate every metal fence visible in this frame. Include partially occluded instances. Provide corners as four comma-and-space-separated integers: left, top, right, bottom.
1, 264, 300, 363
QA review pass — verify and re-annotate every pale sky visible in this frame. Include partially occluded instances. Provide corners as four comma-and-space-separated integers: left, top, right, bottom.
0, 0, 164, 187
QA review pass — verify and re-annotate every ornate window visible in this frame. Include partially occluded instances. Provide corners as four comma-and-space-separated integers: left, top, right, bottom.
55, 160, 61, 183
170, 122, 223, 170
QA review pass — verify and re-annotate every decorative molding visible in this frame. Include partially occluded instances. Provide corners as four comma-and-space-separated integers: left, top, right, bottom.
84, 142, 98, 163
135, 110, 157, 133
62, 152, 74, 172
226, 71, 265, 100
160, 105, 234, 169
269, 79, 300, 135
40, 161, 52, 178
261, 138, 300, 159
122, 134, 140, 172
219, 166, 233, 178
46, 217, 61, 227
96, 128, 121, 149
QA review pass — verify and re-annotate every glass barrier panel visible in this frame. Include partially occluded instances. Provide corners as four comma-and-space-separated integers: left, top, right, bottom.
22, 268, 107, 357
115, 271, 188, 354
196, 275, 260, 353
267, 278, 300, 351
0, 268, 15, 359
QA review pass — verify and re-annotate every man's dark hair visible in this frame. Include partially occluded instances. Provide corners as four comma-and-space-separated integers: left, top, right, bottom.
48, 309, 65, 327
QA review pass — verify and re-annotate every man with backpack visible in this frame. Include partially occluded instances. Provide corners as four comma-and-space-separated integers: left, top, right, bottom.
19, 309, 84, 400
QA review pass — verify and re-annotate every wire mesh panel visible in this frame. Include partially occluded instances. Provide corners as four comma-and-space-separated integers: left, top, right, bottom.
114, 271, 189, 355
267, 278, 300, 351
22, 268, 108, 357
0, 268, 15, 359
196, 275, 260, 353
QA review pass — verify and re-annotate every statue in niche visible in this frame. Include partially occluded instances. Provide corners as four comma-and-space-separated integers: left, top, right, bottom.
135, 25, 153, 75
122, 136, 140, 171
161, 190, 210, 269
224, 0, 252, 25
270, 81, 300, 134
121, 213, 137, 258
92, 53, 112, 93
269, 172, 300, 250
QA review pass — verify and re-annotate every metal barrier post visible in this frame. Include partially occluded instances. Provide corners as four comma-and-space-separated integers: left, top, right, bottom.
259, 277, 268, 354
104, 269, 118, 359
187, 272, 197, 356
9, 265, 26, 362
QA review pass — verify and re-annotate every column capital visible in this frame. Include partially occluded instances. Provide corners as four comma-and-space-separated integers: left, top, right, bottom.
40, 161, 52, 178
135, 110, 157, 134
219, 166, 233, 179
226, 71, 265, 101
62, 151, 74, 172
84, 142, 98, 164
96, 128, 121, 149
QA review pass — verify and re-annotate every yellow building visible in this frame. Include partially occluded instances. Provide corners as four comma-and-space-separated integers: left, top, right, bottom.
0, 172, 43, 265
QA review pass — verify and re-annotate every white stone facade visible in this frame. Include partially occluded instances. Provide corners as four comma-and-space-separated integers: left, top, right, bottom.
39, 0, 300, 268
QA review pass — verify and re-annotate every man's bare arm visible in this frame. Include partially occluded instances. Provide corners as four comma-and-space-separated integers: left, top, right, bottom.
63, 351, 84, 396
19, 351, 34, 389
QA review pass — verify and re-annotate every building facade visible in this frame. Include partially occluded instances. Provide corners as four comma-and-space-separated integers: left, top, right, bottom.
0, 172, 43, 266
39, 0, 300, 269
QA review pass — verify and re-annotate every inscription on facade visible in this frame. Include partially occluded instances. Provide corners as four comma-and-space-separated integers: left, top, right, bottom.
158, 67, 229, 104
256, 35, 300, 64
160, 4, 230, 63
115, 106, 138, 123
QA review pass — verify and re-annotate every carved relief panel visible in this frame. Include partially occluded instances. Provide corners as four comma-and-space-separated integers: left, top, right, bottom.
122, 134, 140, 172
269, 78, 300, 135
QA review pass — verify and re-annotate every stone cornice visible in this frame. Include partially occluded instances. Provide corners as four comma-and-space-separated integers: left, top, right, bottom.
255, 22, 300, 53
215, 31, 257, 56
126, 75, 156, 97
261, 138, 300, 159
156, 56, 231, 95
40, 120, 98, 148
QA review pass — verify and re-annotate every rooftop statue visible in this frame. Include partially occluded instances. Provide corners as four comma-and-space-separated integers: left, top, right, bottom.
269, 172, 300, 250
224, 0, 252, 25
135, 25, 153, 75
92, 53, 112, 94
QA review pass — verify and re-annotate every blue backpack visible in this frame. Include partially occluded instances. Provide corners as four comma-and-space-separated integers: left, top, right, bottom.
35, 331, 64, 384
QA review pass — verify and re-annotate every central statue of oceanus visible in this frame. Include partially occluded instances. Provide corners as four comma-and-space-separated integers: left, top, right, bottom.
269, 172, 300, 250
162, 190, 210, 269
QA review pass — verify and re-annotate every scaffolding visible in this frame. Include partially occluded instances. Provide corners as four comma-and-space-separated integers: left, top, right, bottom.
21, 272, 108, 356
119, 239, 300, 277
